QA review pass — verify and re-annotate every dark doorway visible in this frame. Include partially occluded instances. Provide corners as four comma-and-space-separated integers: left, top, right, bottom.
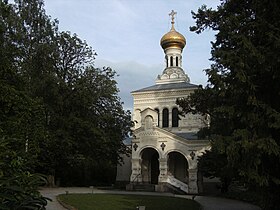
141, 148, 159, 184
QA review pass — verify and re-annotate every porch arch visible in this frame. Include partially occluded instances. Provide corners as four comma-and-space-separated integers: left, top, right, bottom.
140, 147, 160, 184
167, 151, 189, 183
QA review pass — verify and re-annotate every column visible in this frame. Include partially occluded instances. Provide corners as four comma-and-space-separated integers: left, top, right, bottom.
180, 55, 182, 67
169, 110, 172, 128
130, 158, 142, 183
158, 158, 168, 183
188, 169, 198, 194
159, 109, 162, 128
155, 158, 168, 192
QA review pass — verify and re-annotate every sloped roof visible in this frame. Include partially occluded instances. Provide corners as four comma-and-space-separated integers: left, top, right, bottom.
173, 132, 198, 140
132, 82, 198, 93
133, 126, 201, 141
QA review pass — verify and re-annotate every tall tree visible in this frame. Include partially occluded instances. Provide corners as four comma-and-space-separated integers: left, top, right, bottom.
0, 1, 49, 208
177, 0, 280, 208
1, 0, 131, 189
0, 0, 48, 169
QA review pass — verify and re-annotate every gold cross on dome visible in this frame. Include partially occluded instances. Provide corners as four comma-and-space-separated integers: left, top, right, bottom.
169, 10, 177, 24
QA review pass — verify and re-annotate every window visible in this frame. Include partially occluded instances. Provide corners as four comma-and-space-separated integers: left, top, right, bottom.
170, 56, 173, 67
155, 108, 159, 126
162, 108, 169, 128
172, 108, 179, 127
176, 57, 179, 66
166, 57, 168, 67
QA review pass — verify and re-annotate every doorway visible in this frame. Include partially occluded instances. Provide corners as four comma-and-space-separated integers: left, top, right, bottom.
141, 148, 159, 184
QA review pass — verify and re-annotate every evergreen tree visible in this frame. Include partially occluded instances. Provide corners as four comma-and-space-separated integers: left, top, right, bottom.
177, 0, 280, 208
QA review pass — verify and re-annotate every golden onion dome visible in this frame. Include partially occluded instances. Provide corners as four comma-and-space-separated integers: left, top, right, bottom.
160, 11, 186, 50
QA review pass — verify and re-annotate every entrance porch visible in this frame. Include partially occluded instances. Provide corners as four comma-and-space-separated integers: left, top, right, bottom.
128, 147, 198, 194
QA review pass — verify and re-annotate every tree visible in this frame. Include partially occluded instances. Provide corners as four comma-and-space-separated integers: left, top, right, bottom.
177, 0, 280, 208
0, 0, 50, 208
1, 0, 131, 196
35, 30, 132, 185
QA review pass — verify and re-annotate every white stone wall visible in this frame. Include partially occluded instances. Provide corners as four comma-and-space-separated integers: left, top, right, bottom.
130, 124, 210, 190
132, 88, 205, 132
129, 86, 210, 194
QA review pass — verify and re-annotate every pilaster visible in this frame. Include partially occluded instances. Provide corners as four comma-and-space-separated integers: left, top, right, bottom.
188, 168, 198, 194
169, 110, 172, 128
130, 158, 142, 183
158, 158, 168, 182
159, 109, 162, 128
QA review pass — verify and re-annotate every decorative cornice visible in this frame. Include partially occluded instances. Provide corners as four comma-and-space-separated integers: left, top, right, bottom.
133, 98, 178, 105
134, 126, 209, 146
132, 89, 194, 98
156, 67, 190, 84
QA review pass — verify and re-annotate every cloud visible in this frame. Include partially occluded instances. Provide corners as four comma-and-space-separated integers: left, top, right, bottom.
95, 59, 163, 110
95, 56, 210, 111
44, 0, 221, 110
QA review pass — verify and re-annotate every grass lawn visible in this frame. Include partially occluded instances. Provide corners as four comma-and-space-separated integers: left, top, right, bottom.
58, 193, 200, 210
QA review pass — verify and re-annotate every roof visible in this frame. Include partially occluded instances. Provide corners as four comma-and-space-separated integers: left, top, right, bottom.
173, 132, 198, 140
127, 129, 205, 146
132, 82, 198, 93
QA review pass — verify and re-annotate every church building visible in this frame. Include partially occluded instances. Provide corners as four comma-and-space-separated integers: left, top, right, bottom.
116, 10, 210, 194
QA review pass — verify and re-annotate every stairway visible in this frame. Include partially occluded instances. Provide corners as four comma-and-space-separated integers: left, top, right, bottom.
164, 183, 187, 195
166, 175, 188, 194
133, 183, 155, 192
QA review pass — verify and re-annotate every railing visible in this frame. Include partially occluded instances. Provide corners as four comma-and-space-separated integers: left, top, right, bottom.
166, 175, 188, 193
132, 174, 141, 183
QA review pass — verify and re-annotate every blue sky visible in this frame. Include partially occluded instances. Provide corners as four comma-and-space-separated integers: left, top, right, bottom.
44, 0, 220, 110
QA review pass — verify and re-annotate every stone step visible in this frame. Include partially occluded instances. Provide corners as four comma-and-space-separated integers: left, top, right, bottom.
133, 184, 155, 192
165, 183, 187, 195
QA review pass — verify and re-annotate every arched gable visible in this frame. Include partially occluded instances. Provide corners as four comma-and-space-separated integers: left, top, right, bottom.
140, 108, 158, 128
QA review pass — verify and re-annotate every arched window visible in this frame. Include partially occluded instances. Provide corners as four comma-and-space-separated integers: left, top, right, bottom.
155, 108, 159, 126
172, 108, 179, 127
166, 57, 168, 67
176, 57, 179, 66
170, 56, 173, 67
162, 108, 169, 128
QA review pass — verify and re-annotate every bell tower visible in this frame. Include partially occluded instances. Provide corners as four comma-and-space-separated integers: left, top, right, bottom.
157, 10, 190, 84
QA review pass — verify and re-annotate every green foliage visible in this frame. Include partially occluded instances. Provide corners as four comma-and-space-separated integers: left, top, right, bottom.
177, 0, 280, 208
1, 0, 131, 197
198, 148, 236, 193
0, 138, 49, 209
0, 171, 49, 210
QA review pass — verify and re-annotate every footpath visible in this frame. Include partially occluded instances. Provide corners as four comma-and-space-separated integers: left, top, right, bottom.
39, 187, 261, 210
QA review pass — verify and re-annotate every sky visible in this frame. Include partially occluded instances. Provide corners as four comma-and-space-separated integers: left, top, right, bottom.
44, 0, 220, 110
